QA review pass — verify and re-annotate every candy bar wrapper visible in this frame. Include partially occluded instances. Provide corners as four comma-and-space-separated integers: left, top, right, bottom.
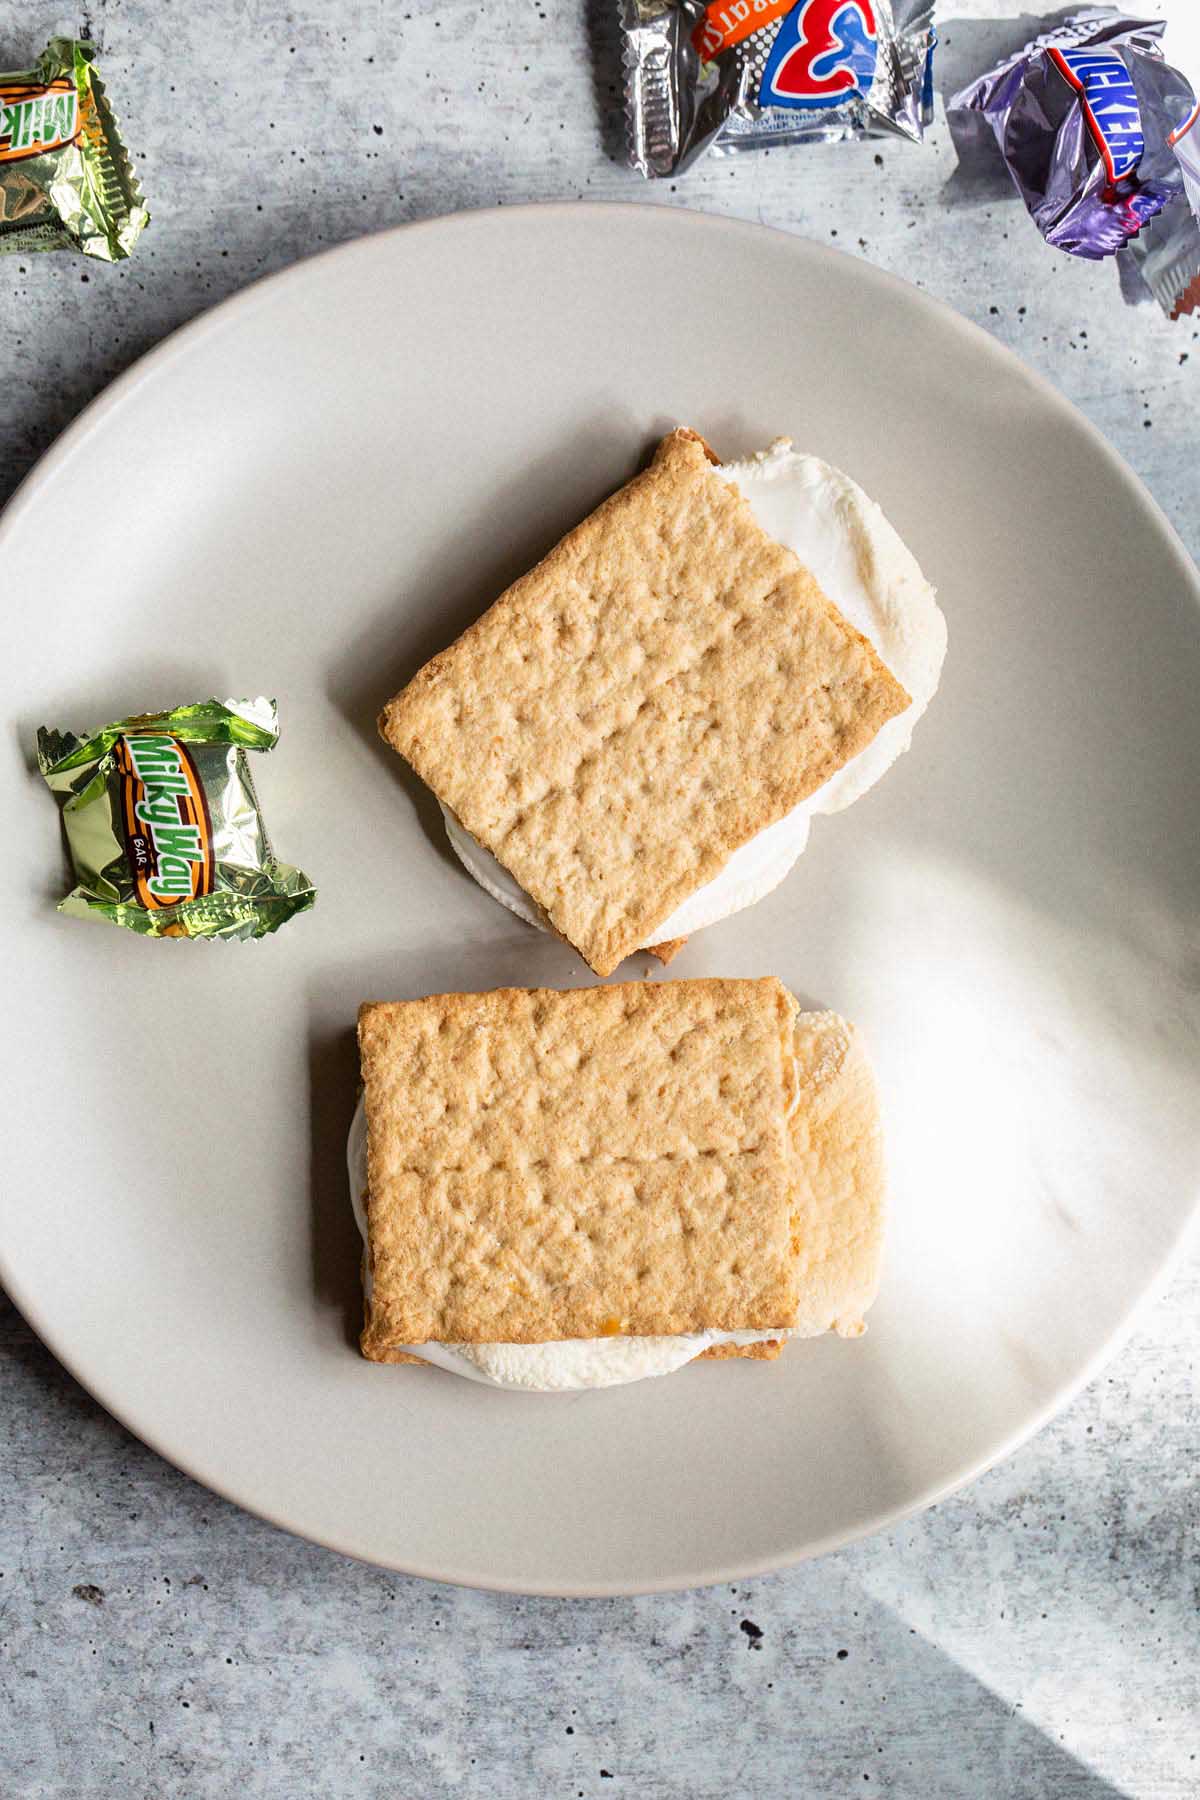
1124, 102, 1200, 318
1124, 194, 1200, 319
621, 0, 937, 178
37, 700, 315, 940
947, 9, 1196, 261
0, 36, 147, 260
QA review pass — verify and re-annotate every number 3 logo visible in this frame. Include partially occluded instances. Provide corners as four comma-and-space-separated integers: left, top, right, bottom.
759, 0, 879, 110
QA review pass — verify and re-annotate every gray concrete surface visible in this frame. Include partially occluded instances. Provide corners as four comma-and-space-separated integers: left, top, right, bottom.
1, 3, 1197, 1796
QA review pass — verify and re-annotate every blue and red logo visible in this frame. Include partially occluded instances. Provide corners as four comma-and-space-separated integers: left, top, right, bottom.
1048, 48, 1144, 183
759, 0, 878, 112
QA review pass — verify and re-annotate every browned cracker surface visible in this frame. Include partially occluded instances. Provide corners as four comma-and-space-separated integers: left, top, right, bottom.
379, 428, 911, 976
697, 1338, 783, 1362
788, 1011, 885, 1339
368, 1339, 780, 1366
358, 978, 802, 1357
361, 1306, 782, 1367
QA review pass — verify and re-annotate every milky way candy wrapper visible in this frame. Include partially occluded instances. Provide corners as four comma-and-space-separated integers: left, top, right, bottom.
0, 36, 147, 260
37, 699, 315, 940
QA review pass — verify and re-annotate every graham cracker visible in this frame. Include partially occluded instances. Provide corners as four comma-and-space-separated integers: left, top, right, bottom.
365, 1336, 783, 1367
357, 978, 802, 1356
367, 1341, 781, 1367
788, 1011, 885, 1339
697, 1338, 784, 1362
379, 428, 911, 976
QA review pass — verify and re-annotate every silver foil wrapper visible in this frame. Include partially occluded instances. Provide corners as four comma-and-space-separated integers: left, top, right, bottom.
1125, 199, 1200, 317
621, 0, 937, 178
1125, 104, 1200, 317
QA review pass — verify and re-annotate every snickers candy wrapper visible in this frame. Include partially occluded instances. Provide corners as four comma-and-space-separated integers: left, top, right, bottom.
947, 9, 1196, 262
37, 700, 316, 941
0, 36, 147, 260
621, 0, 937, 178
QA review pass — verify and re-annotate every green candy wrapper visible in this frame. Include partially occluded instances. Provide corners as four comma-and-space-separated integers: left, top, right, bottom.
37, 699, 316, 941
0, 36, 147, 260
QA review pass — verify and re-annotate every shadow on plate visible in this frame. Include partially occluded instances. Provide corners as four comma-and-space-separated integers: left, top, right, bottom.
323, 420, 649, 868
308, 1018, 365, 1350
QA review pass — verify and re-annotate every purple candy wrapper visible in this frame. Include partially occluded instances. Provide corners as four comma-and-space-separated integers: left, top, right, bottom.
621, 0, 937, 179
948, 9, 1196, 260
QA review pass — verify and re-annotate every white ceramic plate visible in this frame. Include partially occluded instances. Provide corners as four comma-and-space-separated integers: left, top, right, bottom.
3, 205, 1199, 1595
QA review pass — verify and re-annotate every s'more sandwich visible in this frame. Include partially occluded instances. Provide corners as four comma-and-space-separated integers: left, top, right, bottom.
349, 977, 884, 1391
380, 428, 946, 976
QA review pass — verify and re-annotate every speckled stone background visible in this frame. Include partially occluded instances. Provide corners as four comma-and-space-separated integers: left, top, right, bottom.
2, 3, 1197, 1795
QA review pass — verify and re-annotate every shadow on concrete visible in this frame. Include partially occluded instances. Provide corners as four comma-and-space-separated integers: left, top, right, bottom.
935, 10, 1079, 208
584, 0, 631, 167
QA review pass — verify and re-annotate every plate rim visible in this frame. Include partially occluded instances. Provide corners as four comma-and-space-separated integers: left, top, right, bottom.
3, 200, 1198, 1596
